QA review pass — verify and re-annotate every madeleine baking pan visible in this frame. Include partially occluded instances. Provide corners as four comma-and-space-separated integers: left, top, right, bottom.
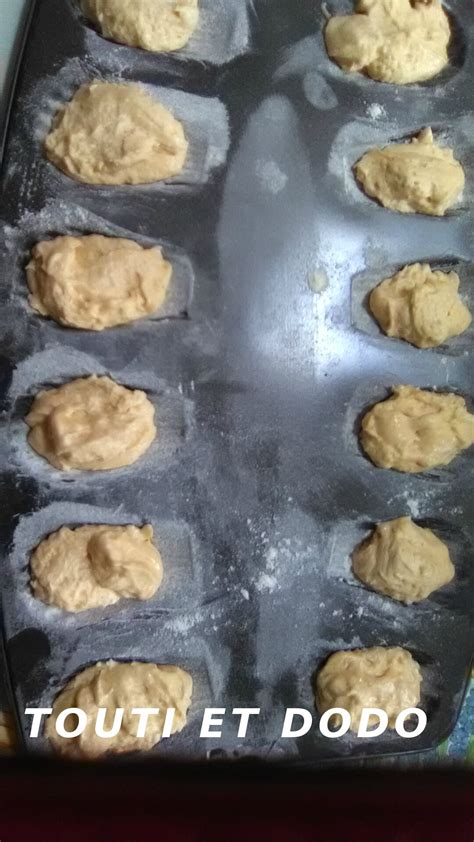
0, 0, 472, 762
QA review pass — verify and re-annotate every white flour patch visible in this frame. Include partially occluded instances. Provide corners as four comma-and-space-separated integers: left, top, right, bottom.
365, 102, 386, 120
255, 572, 278, 593
251, 512, 323, 596
255, 160, 288, 194
405, 498, 422, 519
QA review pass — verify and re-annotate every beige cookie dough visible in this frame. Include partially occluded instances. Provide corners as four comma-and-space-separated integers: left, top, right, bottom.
354, 128, 465, 216
30, 524, 163, 612
315, 646, 422, 731
46, 660, 193, 759
325, 0, 451, 85
81, 0, 199, 52
27, 235, 172, 331
352, 517, 454, 603
26, 375, 156, 471
369, 263, 472, 348
360, 385, 474, 473
45, 81, 188, 185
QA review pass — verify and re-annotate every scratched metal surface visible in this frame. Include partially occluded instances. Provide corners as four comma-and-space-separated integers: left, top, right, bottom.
0, 0, 472, 762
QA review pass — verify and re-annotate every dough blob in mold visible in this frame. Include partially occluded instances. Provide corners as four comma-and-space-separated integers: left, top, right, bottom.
354, 128, 464, 216
360, 385, 474, 473
27, 235, 172, 331
26, 375, 157, 471
80, 0, 199, 53
30, 524, 163, 612
46, 660, 193, 759
315, 646, 422, 731
325, 0, 451, 85
369, 263, 471, 348
352, 516, 454, 603
45, 81, 188, 186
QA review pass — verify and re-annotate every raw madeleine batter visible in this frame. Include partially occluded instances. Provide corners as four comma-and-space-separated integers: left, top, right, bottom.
325, 0, 451, 85
80, 0, 199, 52
352, 517, 454, 603
44, 81, 188, 185
31, 524, 163, 612
360, 385, 474, 473
354, 128, 465, 216
315, 646, 422, 731
26, 375, 156, 471
27, 235, 172, 331
369, 263, 471, 348
46, 660, 193, 759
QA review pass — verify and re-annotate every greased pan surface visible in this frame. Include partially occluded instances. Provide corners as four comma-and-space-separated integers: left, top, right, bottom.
0, 0, 473, 761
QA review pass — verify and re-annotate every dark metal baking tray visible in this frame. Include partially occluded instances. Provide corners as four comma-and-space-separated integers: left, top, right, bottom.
0, 0, 472, 762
